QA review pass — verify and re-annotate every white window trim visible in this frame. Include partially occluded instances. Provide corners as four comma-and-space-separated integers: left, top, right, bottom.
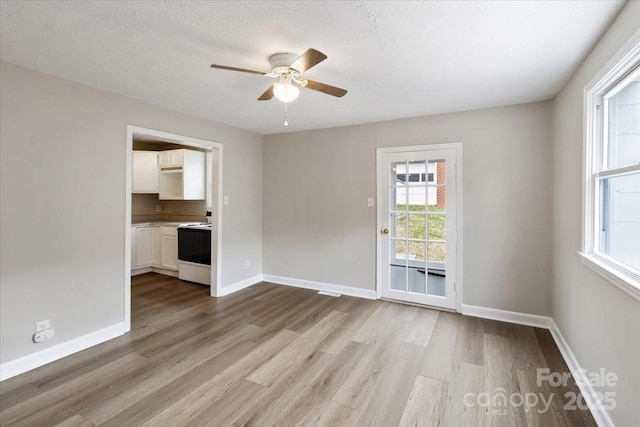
581, 29, 640, 301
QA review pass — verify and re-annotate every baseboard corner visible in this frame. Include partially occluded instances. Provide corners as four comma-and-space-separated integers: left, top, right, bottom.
217, 274, 263, 297
460, 304, 554, 329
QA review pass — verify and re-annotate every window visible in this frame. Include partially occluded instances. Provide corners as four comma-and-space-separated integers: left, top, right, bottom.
582, 33, 640, 300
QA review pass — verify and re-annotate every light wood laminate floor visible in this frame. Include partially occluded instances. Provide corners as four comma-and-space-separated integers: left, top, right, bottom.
1, 273, 596, 426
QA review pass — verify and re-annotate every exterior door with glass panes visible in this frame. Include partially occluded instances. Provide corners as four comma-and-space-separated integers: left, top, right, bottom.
378, 146, 458, 309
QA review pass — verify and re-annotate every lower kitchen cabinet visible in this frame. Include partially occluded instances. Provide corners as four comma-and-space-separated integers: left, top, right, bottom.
135, 227, 152, 267
161, 227, 179, 271
151, 227, 162, 267
131, 224, 179, 274
131, 226, 152, 269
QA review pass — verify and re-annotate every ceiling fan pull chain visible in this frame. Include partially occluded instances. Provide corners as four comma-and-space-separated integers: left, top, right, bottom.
284, 101, 289, 126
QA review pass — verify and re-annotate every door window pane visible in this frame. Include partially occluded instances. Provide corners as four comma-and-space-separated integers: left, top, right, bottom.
428, 160, 446, 185
408, 214, 426, 240
390, 264, 407, 291
393, 213, 407, 239
390, 186, 399, 212
392, 162, 402, 183
408, 241, 426, 262
394, 239, 406, 259
427, 160, 446, 212
408, 267, 427, 294
427, 271, 446, 297
406, 161, 426, 185
428, 242, 446, 263
393, 162, 407, 185
428, 214, 446, 241
405, 187, 426, 211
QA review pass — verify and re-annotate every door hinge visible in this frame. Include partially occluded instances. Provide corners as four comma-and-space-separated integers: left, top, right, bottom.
453, 281, 456, 291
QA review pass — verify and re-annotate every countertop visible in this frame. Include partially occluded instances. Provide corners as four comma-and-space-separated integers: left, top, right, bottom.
131, 221, 206, 227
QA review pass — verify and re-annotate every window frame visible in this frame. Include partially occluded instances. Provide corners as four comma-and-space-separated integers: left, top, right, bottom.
581, 30, 640, 301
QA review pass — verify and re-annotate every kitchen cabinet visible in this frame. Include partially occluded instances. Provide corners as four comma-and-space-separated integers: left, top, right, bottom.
161, 226, 179, 271
135, 227, 152, 267
131, 224, 179, 274
131, 225, 152, 270
151, 227, 162, 268
158, 150, 183, 168
132, 151, 159, 193
159, 149, 205, 200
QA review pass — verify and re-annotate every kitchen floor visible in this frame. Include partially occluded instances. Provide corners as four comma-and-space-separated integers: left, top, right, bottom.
0, 273, 596, 426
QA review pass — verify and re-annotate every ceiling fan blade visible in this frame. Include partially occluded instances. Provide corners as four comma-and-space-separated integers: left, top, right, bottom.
258, 85, 274, 101
289, 48, 327, 73
304, 80, 348, 98
210, 64, 266, 75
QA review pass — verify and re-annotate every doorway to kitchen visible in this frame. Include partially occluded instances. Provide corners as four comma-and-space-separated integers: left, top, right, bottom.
124, 125, 223, 332
376, 143, 462, 311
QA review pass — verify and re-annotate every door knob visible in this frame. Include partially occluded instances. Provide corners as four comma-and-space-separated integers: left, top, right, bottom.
381, 228, 389, 235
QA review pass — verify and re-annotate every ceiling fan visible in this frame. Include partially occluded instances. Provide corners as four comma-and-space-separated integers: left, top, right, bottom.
210, 48, 347, 103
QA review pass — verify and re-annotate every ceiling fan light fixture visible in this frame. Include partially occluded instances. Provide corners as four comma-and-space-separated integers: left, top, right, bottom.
273, 82, 299, 103
210, 49, 347, 105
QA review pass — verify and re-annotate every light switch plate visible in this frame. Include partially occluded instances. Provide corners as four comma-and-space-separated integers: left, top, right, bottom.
223, 196, 229, 206
367, 197, 374, 208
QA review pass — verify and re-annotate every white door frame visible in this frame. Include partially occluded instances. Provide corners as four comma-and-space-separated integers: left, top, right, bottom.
125, 125, 224, 332
376, 143, 463, 312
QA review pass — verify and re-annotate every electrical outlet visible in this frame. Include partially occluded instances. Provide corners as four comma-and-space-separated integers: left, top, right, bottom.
36, 320, 50, 333
244, 260, 250, 270
33, 329, 54, 343
156, 205, 162, 212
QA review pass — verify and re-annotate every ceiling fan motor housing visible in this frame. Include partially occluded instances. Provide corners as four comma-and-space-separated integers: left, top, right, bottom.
269, 52, 300, 76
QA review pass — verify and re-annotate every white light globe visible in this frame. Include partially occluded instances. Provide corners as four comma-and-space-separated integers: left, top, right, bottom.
273, 82, 299, 103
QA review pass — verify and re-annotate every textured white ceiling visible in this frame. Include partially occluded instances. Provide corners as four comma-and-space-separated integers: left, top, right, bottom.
0, 1, 625, 135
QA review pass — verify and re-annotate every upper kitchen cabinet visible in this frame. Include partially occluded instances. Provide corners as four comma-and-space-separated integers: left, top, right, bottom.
132, 151, 159, 193
159, 149, 205, 200
158, 150, 183, 168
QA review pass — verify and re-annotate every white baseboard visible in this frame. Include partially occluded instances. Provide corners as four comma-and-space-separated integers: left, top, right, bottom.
131, 267, 152, 276
262, 274, 377, 300
460, 304, 554, 329
0, 322, 125, 382
131, 267, 178, 277
151, 267, 178, 277
217, 274, 263, 297
548, 320, 614, 427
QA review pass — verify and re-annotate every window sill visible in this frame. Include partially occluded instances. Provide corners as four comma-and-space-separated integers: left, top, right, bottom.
578, 252, 640, 301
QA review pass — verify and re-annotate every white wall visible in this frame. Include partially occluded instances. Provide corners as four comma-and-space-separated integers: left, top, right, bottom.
552, 2, 640, 426
0, 61, 263, 364
264, 101, 553, 315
